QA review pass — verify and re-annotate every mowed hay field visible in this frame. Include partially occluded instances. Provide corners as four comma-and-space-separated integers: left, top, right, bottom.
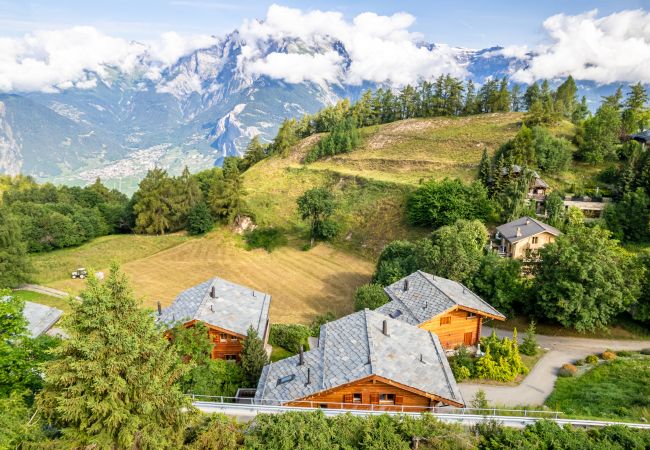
34, 231, 374, 324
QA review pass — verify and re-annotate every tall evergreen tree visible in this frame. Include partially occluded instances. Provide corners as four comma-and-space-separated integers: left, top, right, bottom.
510, 84, 522, 112
173, 166, 201, 229
464, 80, 477, 115
208, 165, 246, 223
38, 266, 191, 449
478, 148, 492, 188
240, 326, 268, 387
133, 168, 176, 235
0, 208, 31, 288
523, 82, 540, 110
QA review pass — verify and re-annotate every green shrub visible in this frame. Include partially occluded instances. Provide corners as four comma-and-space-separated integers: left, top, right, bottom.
244, 227, 287, 252
269, 324, 311, 354
617, 350, 634, 357
558, 363, 577, 377
186, 201, 214, 235
519, 321, 538, 356
475, 330, 527, 382
602, 351, 616, 360
586, 355, 599, 364
354, 284, 389, 311
574, 358, 585, 366
452, 365, 471, 382
309, 312, 335, 336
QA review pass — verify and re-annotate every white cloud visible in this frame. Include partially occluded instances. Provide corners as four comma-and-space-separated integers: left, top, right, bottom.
510, 9, 650, 84
238, 4, 467, 86
0, 26, 217, 92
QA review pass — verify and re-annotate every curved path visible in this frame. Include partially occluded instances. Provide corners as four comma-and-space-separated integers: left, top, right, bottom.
459, 326, 650, 407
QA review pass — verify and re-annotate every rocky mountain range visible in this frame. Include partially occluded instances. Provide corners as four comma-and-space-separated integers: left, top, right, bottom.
0, 31, 617, 192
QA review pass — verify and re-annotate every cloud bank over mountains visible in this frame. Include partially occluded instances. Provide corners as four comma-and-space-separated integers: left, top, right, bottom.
0, 5, 649, 93
508, 9, 650, 85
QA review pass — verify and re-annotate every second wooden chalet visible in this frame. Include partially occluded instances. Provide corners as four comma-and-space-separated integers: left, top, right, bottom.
255, 309, 464, 410
157, 277, 271, 361
377, 271, 505, 350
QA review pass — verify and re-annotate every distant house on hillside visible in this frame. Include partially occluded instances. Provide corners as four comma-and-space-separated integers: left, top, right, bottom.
628, 130, 650, 149
376, 271, 505, 350
562, 195, 612, 220
500, 165, 550, 215
254, 309, 464, 410
495, 216, 561, 260
157, 277, 271, 361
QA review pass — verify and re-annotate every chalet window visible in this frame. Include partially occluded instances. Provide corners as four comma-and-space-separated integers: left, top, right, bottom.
219, 333, 228, 342
466, 312, 476, 319
230, 335, 239, 342
440, 316, 451, 326
224, 354, 237, 361
532, 236, 539, 244
379, 394, 395, 405
353, 393, 362, 403
319, 404, 328, 409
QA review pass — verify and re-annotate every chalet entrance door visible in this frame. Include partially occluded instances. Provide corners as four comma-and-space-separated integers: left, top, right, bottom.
463, 332, 473, 346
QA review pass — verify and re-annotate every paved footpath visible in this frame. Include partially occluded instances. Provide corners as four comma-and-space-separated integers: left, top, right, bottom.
459, 326, 650, 407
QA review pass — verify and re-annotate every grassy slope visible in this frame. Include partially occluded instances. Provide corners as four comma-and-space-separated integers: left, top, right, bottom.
545, 354, 650, 421
245, 112, 600, 259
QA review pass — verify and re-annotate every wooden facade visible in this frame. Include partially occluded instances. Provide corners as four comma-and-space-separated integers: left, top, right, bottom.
286, 375, 463, 410
176, 319, 270, 362
419, 307, 483, 350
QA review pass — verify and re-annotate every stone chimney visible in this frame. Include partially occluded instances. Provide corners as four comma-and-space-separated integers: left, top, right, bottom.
382, 319, 389, 336
403, 279, 409, 291
210, 286, 216, 298
516, 227, 522, 237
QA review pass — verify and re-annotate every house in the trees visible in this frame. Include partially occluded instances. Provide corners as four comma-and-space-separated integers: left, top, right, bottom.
628, 130, 650, 149
376, 271, 505, 350
157, 277, 271, 361
255, 309, 464, 410
562, 195, 612, 220
494, 216, 560, 260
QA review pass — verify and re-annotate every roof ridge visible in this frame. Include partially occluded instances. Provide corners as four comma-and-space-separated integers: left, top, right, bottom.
319, 322, 327, 390
428, 332, 456, 401
363, 309, 374, 374
384, 283, 418, 321
418, 270, 457, 307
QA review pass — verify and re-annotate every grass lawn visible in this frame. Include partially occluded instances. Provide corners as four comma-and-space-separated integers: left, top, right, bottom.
545, 353, 650, 422
30, 233, 190, 284
11, 289, 73, 315
491, 316, 650, 341
270, 346, 294, 362
36, 229, 374, 324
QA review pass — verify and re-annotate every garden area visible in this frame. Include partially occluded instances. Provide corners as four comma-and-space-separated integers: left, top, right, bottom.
546, 351, 650, 422
449, 325, 540, 385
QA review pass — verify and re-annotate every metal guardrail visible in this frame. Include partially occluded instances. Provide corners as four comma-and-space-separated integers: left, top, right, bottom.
187, 394, 560, 418
188, 395, 650, 430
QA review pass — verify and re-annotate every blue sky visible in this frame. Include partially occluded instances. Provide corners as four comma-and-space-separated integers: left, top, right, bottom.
1, 0, 647, 48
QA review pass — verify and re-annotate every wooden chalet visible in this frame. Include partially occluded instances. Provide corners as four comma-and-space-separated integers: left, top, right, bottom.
255, 309, 464, 411
157, 277, 271, 361
377, 271, 505, 350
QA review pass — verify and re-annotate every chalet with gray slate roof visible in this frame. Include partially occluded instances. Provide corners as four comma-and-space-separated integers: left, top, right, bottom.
255, 309, 464, 410
157, 277, 271, 361
377, 271, 505, 350
495, 216, 560, 260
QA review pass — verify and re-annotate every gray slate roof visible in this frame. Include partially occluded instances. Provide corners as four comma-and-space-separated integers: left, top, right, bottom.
496, 216, 561, 244
378, 271, 505, 322
630, 130, 650, 143
255, 309, 463, 406
156, 277, 271, 337
23, 301, 63, 337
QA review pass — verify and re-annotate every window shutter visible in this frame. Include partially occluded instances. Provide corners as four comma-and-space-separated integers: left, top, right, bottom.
343, 394, 353, 403
370, 393, 379, 404
395, 395, 404, 405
